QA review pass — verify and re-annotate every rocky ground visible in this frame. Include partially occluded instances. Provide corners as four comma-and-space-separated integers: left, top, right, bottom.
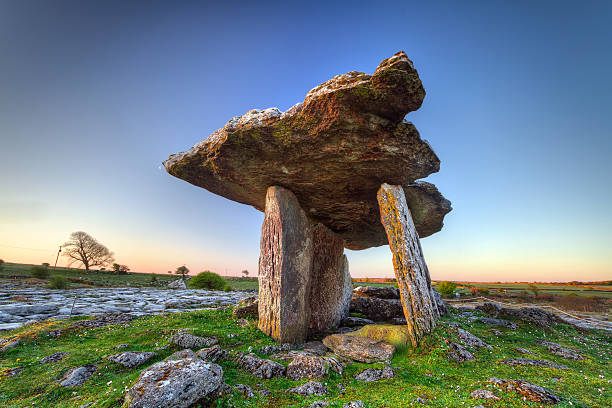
0, 283, 251, 331
0, 287, 610, 408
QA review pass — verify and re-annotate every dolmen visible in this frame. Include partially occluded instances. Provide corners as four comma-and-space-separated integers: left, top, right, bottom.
164, 51, 451, 345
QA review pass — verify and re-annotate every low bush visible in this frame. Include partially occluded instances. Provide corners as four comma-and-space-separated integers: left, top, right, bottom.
0, 259, 4, 272
469, 287, 489, 296
189, 270, 229, 291
31, 265, 50, 279
437, 281, 457, 298
47, 275, 69, 289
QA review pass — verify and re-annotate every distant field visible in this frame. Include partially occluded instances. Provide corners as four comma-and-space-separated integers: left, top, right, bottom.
451, 282, 612, 299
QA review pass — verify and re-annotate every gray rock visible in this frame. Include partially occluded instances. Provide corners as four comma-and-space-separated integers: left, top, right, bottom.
170, 332, 218, 349
286, 381, 328, 396
60, 364, 97, 387
448, 342, 475, 362
478, 317, 517, 330
303, 341, 328, 356
41, 352, 69, 364
343, 401, 364, 408
354, 286, 400, 299
0, 323, 23, 331
354, 366, 395, 382
515, 347, 536, 355
234, 352, 285, 379
286, 355, 344, 380
322, 333, 395, 363
107, 351, 158, 368
168, 279, 187, 289
0, 337, 20, 351
341, 316, 375, 327
232, 296, 258, 319
470, 389, 499, 400
501, 358, 568, 369
488, 377, 561, 404
349, 295, 403, 322
166, 349, 198, 361
124, 357, 223, 408
4, 366, 23, 377
538, 341, 583, 360
196, 345, 229, 362
233, 384, 254, 397
114, 343, 129, 350
309, 402, 330, 408
457, 328, 492, 349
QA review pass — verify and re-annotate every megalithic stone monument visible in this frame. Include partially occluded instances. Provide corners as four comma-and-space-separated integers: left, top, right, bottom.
163, 51, 452, 344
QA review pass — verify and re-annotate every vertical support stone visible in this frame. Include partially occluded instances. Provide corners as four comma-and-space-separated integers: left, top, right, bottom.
377, 183, 438, 347
308, 224, 353, 333
258, 186, 313, 343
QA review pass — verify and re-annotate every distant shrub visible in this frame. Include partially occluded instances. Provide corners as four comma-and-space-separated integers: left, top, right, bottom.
31, 265, 50, 279
469, 287, 489, 296
189, 271, 228, 290
223, 285, 232, 292
47, 275, 69, 289
437, 281, 457, 298
528, 284, 540, 297
0, 259, 4, 272
112, 263, 130, 275
41, 262, 50, 267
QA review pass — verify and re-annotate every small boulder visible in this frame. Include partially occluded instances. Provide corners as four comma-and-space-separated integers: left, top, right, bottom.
354, 286, 400, 299
478, 317, 517, 330
470, 389, 499, 400
233, 384, 254, 397
124, 357, 223, 408
41, 352, 69, 364
354, 366, 395, 382
343, 401, 364, 408
538, 341, 583, 360
166, 349, 198, 361
107, 351, 157, 368
170, 332, 218, 349
350, 324, 412, 348
286, 355, 344, 380
234, 352, 285, 379
488, 377, 561, 404
286, 381, 328, 396
501, 358, 568, 369
448, 342, 475, 362
233, 296, 258, 319
197, 345, 229, 362
303, 341, 328, 356
457, 328, 492, 349
476, 302, 503, 316
322, 333, 395, 363
60, 364, 97, 387
309, 402, 330, 408
515, 347, 536, 355
3, 366, 23, 377
168, 279, 186, 289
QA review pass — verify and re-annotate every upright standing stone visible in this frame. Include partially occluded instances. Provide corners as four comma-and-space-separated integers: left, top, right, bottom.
309, 224, 353, 332
377, 183, 438, 347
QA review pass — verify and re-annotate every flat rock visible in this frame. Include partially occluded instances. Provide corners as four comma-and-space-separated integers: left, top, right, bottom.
60, 364, 97, 387
349, 295, 403, 322
124, 357, 223, 408
286, 381, 329, 396
107, 351, 157, 368
350, 324, 412, 348
353, 286, 400, 299
470, 389, 499, 400
515, 347, 536, 355
488, 377, 561, 404
457, 328, 492, 349
286, 355, 344, 380
478, 317, 517, 330
164, 51, 451, 250
501, 358, 568, 369
354, 366, 395, 382
166, 349, 198, 361
322, 333, 395, 363
170, 332, 218, 349
341, 316, 375, 327
448, 342, 475, 362
538, 341, 583, 360
197, 345, 229, 362
41, 351, 69, 364
233, 384, 254, 397
3, 366, 23, 377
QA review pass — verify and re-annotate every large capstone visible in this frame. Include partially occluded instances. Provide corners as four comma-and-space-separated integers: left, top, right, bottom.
164, 51, 451, 250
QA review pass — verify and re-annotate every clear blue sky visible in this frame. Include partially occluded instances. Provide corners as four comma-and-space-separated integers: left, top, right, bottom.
1, 1, 610, 281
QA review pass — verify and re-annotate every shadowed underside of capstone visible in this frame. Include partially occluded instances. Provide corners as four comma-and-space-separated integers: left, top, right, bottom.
164, 51, 452, 344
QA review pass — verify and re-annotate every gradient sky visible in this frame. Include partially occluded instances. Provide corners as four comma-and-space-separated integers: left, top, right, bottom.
1, 1, 611, 282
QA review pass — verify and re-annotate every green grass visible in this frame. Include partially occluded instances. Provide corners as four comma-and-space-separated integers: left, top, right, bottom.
0, 307, 609, 407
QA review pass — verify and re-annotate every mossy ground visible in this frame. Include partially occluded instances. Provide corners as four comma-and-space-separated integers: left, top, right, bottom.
0, 307, 609, 408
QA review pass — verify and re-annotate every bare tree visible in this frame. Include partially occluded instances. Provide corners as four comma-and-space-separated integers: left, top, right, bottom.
176, 265, 189, 281
62, 231, 114, 273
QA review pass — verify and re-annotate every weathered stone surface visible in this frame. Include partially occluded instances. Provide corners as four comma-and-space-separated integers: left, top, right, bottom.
234, 352, 286, 379
286, 381, 329, 396
354, 286, 400, 299
501, 358, 568, 369
350, 324, 413, 348
457, 328, 492, 349
448, 342, 475, 362
309, 224, 352, 333
477, 303, 562, 328
470, 389, 499, 400
60, 364, 97, 387
164, 52, 451, 250
286, 355, 328, 380
349, 295, 403, 322
170, 332, 218, 349
258, 186, 313, 343
233, 384, 254, 398
341, 316, 375, 327
322, 333, 395, 363
478, 317, 517, 330
538, 341, 583, 360
107, 352, 158, 368
232, 296, 258, 319
3, 366, 23, 377
124, 357, 223, 408
377, 183, 439, 346
166, 349, 198, 361
354, 366, 395, 382
168, 279, 186, 289
196, 345, 229, 363
488, 377, 561, 404
343, 401, 364, 408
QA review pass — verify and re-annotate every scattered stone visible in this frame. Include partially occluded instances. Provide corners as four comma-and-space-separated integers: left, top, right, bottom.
350, 324, 412, 348
414, 397, 426, 404
354, 286, 400, 299
258, 388, 271, 397
341, 316, 375, 327
354, 365, 395, 382
72, 313, 136, 329
107, 351, 158, 368
478, 317, 517, 330
538, 341, 583, 360
488, 377, 561, 404
48, 329, 63, 338
258, 343, 294, 355
60, 364, 97, 387
457, 328, 492, 349
350, 294, 403, 322
166, 349, 198, 361
476, 302, 503, 316
0, 337, 20, 352
490, 329, 503, 336
470, 389, 499, 400
234, 352, 285, 379
448, 342, 475, 362
233, 384, 254, 398
237, 318, 249, 327
168, 279, 187, 289
41, 351, 69, 364
337, 383, 346, 392
391, 317, 407, 325
2, 366, 23, 377
124, 357, 223, 408
286, 355, 329, 380
170, 332, 218, 349
501, 358, 568, 369
477, 303, 563, 328
197, 345, 229, 362
114, 343, 129, 350
336, 326, 358, 334
343, 401, 364, 408
270, 350, 315, 361
309, 401, 330, 408
233, 296, 258, 319
515, 347, 536, 355
322, 333, 395, 363
286, 381, 329, 396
